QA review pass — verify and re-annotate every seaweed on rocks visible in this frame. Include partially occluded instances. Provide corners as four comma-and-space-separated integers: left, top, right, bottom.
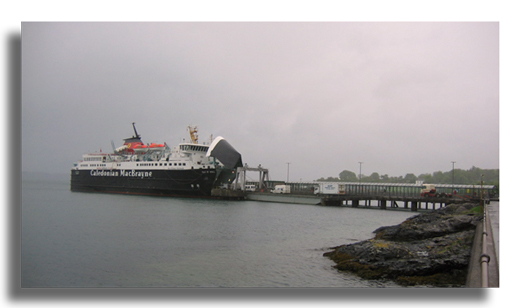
323, 203, 481, 287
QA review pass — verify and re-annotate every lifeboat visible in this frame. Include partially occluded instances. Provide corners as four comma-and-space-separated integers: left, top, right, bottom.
149, 143, 166, 151
133, 144, 149, 153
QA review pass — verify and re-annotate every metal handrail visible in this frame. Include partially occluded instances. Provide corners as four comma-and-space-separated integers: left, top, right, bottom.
479, 175, 490, 288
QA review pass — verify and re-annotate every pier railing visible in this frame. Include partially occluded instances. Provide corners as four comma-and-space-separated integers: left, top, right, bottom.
480, 198, 490, 287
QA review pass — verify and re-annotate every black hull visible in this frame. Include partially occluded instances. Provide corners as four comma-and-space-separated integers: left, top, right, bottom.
70, 169, 217, 197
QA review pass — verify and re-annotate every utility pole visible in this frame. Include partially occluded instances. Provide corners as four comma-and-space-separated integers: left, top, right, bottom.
286, 162, 291, 183
358, 162, 363, 183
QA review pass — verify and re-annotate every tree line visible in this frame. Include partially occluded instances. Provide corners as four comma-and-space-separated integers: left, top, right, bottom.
316, 166, 499, 187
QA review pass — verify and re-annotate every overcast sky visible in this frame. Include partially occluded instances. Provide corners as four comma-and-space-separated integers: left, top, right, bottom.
21, 22, 499, 181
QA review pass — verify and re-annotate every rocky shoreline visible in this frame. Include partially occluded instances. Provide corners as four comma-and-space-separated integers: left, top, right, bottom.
324, 203, 482, 287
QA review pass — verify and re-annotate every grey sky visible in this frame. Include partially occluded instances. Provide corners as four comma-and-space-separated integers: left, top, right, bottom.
21, 22, 499, 181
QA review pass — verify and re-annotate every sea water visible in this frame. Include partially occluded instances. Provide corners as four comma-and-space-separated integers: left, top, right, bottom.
21, 173, 417, 288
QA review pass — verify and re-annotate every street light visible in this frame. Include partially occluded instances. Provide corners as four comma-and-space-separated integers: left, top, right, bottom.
358, 162, 363, 183
451, 161, 456, 193
286, 162, 291, 183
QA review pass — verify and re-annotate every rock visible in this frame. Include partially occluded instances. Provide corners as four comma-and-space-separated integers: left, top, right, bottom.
324, 202, 481, 287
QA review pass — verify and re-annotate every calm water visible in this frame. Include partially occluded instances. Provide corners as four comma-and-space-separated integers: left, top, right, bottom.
21, 173, 417, 288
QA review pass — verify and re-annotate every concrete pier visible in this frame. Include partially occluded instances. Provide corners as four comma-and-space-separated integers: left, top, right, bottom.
246, 192, 321, 205
242, 189, 478, 211
211, 188, 246, 200
233, 181, 496, 211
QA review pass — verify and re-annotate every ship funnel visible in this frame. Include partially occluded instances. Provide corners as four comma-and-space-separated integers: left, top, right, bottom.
207, 136, 243, 169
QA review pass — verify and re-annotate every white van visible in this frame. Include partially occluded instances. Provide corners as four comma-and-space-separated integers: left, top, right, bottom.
245, 184, 257, 192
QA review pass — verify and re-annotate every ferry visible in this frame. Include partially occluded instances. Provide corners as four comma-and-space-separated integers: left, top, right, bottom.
70, 123, 242, 197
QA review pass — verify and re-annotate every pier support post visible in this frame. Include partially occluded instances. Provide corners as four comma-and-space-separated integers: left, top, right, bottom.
380, 200, 387, 210
411, 201, 418, 212
404, 201, 408, 209
352, 200, 359, 208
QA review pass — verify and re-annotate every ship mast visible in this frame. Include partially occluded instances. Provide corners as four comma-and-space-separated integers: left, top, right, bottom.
132, 122, 141, 139
123, 122, 144, 145
188, 125, 198, 144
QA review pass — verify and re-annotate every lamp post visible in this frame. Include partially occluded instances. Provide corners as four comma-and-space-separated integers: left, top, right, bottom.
358, 162, 363, 183
286, 162, 291, 183
451, 161, 456, 193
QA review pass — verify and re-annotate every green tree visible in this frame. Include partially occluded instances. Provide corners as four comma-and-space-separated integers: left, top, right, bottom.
368, 172, 380, 182
404, 173, 417, 183
339, 170, 358, 182
432, 171, 446, 183
418, 173, 433, 183
317, 176, 340, 182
